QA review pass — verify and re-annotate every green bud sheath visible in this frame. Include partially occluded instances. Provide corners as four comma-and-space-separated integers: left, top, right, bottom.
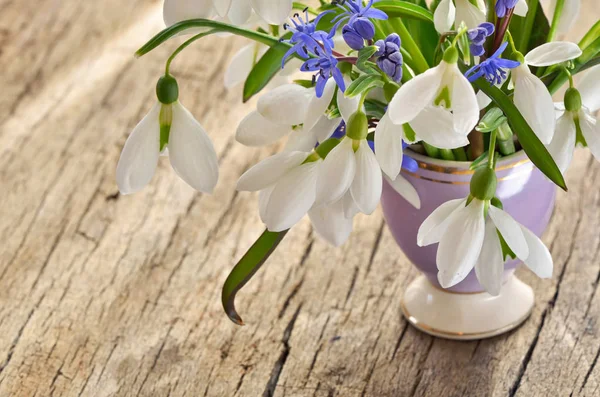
315, 138, 341, 159
346, 111, 369, 140
383, 82, 400, 102
470, 167, 498, 201
491, 197, 504, 210
443, 46, 459, 64
564, 87, 582, 112
156, 75, 179, 104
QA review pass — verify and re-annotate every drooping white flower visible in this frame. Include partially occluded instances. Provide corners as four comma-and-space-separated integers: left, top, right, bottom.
237, 151, 321, 232
163, 0, 293, 27
116, 101, 219, 195
540, 0, 581, 36
547, 65, 600, 173
512, 41, 582, 144
387, 48, 478, 147
418, 198, 553, 295
308, 197, 354, 247
433, 0, 488, 33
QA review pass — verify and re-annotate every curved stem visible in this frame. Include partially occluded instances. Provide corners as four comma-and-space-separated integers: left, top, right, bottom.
165, 30, 217, 76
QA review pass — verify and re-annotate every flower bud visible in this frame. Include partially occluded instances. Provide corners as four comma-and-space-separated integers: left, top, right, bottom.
156, 75, 179, 104
342, 25, 365, 51
564, 87, 582, 112
470, 167, 497, 201
346, 111, 369, 141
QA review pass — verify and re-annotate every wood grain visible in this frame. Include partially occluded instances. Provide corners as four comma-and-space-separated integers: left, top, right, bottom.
0, 1, 599, 396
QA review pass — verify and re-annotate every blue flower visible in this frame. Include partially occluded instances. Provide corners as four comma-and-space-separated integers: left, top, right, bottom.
375, 33, 403, 82
467, 22, 495, 57
465, 42, 521, 85
331, 121, 347, 139
281, 9, 337, 67
495, 0, 519, 18
300, 46, 346, 98
333, 0, 388, 47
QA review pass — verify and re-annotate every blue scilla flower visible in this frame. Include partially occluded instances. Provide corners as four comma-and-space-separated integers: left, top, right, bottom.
465, 42, 521, 85
468, 22, 495, 57
331, 121, 347, 139
301, 46, 346, 97
495, 0, 519, 18
375, 33, 403, 82
281, 9, 337, 67
333, 0, 388, 45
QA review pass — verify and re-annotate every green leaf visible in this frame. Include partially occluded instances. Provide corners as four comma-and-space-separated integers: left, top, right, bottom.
472, 79, 567, 191
372, 1, 434, 23
356, 45, 378, 73
136, 19, 290, 58
345, 75, 384, 98
470, 150, 490, 170
222, 230, 289, 325
243, 41, 291, 102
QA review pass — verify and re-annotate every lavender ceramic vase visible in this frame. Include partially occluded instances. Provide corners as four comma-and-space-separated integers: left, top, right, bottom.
381, 150, 556, 340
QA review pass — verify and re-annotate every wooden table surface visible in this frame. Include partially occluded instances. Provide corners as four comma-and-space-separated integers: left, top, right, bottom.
2, 1, 600, 396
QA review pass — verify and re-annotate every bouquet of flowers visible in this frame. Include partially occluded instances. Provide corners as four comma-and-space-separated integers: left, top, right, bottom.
117, 0, 600, 324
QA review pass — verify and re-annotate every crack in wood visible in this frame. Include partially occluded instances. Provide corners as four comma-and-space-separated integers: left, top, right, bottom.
579, 345, 600, 393
365, 220, 385, 275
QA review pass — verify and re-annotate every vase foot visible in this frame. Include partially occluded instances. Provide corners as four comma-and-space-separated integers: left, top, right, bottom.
401, 275, 534, 341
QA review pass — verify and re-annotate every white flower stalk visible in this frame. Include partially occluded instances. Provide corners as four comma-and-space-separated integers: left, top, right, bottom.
434, 0, 489, 34
236, 81, 341, 150
117, 76, 219, 195
163, 0, 293, 26
418, 168, 553, 295
540, 0, 581, 36
511, 41, 582, 144
387, 47, 477, 148
547, 65, 600, 172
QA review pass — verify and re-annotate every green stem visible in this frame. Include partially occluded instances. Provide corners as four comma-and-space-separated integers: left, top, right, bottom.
579, 20, 600, 50
488, 130, 498, 170
439, 149, 456, 161
452, 148, 468, 161
165, 30, 217, 75
547, 0, 565, 42
389, 18, 429, 74
518, 0, 539, 53
423, 142, 441, 159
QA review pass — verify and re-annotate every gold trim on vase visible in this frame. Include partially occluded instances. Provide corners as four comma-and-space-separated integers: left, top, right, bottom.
409, 155, 532, 175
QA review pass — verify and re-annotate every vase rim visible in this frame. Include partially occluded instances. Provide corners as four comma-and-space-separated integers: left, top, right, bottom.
405, 149, 530, 175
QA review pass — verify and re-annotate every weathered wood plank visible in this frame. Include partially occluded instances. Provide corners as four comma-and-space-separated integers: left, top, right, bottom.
1, 1, 599, 396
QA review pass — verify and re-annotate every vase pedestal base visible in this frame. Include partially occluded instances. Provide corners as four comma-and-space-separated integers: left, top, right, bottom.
401, 275, 534, 341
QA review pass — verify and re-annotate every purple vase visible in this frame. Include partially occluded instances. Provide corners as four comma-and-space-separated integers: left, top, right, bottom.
381, 150, 556, 339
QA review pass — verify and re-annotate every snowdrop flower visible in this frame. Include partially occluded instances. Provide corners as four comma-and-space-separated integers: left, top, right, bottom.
163, 0, 293, 27
308, 197, 354, 246
511, 41, 582, 144
117, 75, 219, 194
418, 168, 553, 294
387, 47, 478, 148
540, 0, 581, 36
433, 0, 486, 34
236, 81, 341, 150
547, 66, 600, 172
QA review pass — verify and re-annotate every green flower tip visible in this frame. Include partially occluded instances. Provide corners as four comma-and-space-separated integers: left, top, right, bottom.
443, 47, 459, 64
156, 75, 179, 104
346, 111, 369, 140
470, 167, 498, 201
564, 87, 582, 112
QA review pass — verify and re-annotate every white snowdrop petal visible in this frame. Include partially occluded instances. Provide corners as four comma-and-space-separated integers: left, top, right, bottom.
514, 0, 529, 16
525, 42, 582, 67
579, 111, 600, 161
388, 65, 444, 125
337, 76, 362, 122
434, 0, 456, 33
437, 199, 486, 288
169, 103, 219, 193
410, 106, 470, 149
385, 174, 421, 210
225, 44, 266, 89
257, 84, 312, 125
417, 198, 466, 246
521, 225, 553, 278
237, 151, 307, 191
310, 116, 343, 144
251, 0, 293, 25
451, 67, 480, 135
454, 0, 486, 30
116, 103, 161, 195
309, 199, 353, 247
304, 80, 337, 131
477, 89, 492, 110
228, 0, 253, 25
514, 66, 556, 144
211, 0, 232, 17
546, 112, 576, 173
343, 191, 361, 219
236, 110, 292, 146
577, 65, 600, 112
375, 113, 404, 180
488, 206, 529, 260
264, 161, 320, 231
350, 140, 383, 215
163, 0, 214, 26
316, 138, 356, 206
475, 221, 505, 296
284, 126, 319, 152
259, 185, 274, 224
